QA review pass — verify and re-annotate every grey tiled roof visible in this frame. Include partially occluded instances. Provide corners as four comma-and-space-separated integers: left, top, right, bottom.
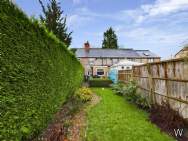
74, 48, 160, 58
135, 50, 159, 58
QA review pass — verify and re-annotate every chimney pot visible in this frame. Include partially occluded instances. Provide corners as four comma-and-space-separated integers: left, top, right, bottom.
84, 41, 90, 52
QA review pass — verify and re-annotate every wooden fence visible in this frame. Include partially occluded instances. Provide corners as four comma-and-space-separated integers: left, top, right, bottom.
118, 70, 132, 83
119, 58, 188, 119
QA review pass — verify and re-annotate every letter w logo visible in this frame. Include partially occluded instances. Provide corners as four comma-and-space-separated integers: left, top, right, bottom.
174, 129, 184, 137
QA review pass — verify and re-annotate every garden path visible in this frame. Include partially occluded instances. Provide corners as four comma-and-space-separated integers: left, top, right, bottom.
68, 94, 101, 141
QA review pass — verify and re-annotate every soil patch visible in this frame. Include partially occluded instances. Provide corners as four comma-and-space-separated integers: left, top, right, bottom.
67, 94, 101, 141
33, 94, 100, 141
32, 97, 83, 141
149, 104, 188, 141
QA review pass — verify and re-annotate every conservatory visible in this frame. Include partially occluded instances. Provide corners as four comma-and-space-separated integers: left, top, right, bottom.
109, 60, 143, 83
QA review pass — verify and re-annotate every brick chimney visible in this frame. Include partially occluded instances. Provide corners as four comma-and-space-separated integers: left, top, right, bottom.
84, 41, 90, 52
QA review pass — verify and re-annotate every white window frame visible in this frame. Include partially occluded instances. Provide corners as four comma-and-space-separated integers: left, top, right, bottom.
96, 68, 105, 76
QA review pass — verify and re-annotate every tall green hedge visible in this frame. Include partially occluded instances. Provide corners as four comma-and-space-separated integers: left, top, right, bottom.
0, 0, 83, 140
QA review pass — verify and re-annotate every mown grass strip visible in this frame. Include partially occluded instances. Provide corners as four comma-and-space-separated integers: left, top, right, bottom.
86, 88, 175, 141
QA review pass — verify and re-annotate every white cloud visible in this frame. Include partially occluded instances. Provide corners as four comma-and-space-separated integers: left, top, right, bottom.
67, 14, 93, 28
116, 0, 188, 23
144, 0, 188, 16
137, 0, 188, 22
117, 26, 188, 45
115, 26, 188, 58
71, 0, 188, 20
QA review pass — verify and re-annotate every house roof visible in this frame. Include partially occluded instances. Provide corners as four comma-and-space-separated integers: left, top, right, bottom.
175, 45, 188, 56
74, 48, 160, 58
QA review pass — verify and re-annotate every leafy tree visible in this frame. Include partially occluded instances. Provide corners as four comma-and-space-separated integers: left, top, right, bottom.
102, 27, 118, 49
70, 48, 77, 54
39, 0, 72, 47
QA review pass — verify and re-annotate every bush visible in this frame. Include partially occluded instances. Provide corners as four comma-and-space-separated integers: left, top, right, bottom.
74, 87, 92, 102
111, 81, 137, 96
111, 81, 126, 96
89, 79, 113, 87
111, 81, 151, 109
0, 1, 83, 140
134, 94, 151, 110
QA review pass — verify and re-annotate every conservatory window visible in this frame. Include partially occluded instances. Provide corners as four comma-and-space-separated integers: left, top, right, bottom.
126, 66, 131, 70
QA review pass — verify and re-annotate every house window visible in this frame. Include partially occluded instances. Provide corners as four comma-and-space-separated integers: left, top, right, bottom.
113, 59, 118, 64
97, 69, 104, 76
148, 59, 154, 62
128, 58, 135, 61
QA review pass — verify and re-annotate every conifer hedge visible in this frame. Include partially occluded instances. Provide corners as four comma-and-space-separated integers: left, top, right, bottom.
0, 0, 83, 140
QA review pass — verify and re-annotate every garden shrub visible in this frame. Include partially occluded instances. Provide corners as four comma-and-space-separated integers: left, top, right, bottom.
74, 87, 92, 102
111, 81, 151, 109
123, 82, 150, 109
111, 81, 136, 96
0, 0, 83, 140
111, 81, 126, 96
89, 78, 113, 87
134, 93, 151, 110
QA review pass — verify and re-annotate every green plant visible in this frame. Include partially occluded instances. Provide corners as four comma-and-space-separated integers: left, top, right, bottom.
123, 82, 150, 109
89, 79, 113, 87
39, 0, 72, 47
0, 1, 83, 140
123, 81, 137, 95
74, 87, 92, 102
111, 81, 126, 95
111, 81, 151, 109
135, 94, 151, 109
102, 27, 118, 49
90, 77, 109, 80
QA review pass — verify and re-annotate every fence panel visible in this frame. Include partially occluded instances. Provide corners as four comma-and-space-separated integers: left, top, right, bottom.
132, 58, 188, 119
118, 70, 132, 83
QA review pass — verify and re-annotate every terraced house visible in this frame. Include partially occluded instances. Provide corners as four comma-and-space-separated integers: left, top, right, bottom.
74, 42, 161, 77
175, 45, 188, 58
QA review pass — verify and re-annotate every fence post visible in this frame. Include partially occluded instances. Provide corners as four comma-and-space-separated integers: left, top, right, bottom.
132, 66, 136, 82
130, 68, 133, 81
164, 62, 169, 105
147, 64, 155, 104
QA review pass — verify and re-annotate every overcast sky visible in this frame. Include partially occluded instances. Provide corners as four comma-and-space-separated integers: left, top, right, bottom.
14, 0, 188, 59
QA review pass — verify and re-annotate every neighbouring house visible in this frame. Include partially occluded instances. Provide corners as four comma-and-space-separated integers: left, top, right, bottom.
175, 45, 188, 58
73, 42, 161, 77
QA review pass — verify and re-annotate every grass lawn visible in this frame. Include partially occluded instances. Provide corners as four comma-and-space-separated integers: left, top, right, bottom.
86, 88, 175, 141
